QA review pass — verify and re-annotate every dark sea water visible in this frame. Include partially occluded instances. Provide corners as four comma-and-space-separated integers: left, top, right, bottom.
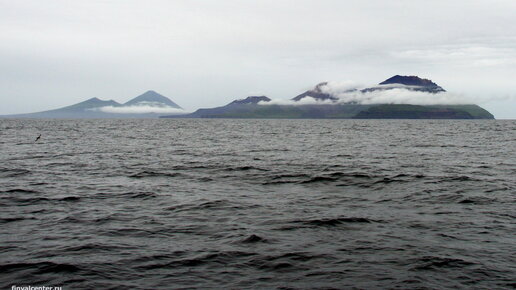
1, 119, 515, 289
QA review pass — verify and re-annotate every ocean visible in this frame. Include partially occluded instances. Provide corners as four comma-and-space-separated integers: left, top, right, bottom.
1, 119, 515, 289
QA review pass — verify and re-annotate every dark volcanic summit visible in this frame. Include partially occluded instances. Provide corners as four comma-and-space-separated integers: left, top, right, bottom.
376, 75, 446, 93
380, 75, 438, 87
124, 90, 182, 109
229, 96, 271, 105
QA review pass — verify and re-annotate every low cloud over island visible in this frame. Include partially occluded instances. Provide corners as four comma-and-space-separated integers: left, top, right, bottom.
95, 104, 185, 114
260, 81, 472, 106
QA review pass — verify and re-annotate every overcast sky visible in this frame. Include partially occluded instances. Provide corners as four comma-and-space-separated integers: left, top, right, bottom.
1, 0, 516, 118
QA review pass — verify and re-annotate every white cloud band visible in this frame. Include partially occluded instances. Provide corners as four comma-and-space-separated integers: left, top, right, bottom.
94, 105, 185, 114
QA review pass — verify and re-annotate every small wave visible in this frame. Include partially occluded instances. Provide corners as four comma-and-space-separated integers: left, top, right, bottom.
240, 234, 267, 244
172, 165, 213, 170
264, 172, 425, 187
300, 176, 339, 184
3, 196, 82, 204
373, 174, 423, 184
43, 162, 76, 168
198, 200, 230, 209
2, 188, 39, 193
301, 172, 375, 184
0, 217, 36, 223
127, 252, 188, 264
0, 168, 31, 178
438, 233, 461, 240
178, 199, 260, 211
411, 256, 475, 270
258, 262, 295, 271
61, 243, 133, 253
165, 200, 256, 213
129, 171, 180, 178
332, 172, 374, 179
374, 177, 402, 184
0, 262, 81, 274
262, 173, 311, 185
135, 251, 256, 270
0, 246, 18, 253
225, 166, 269, 172
333, 154, 354, 158
245, 252, 325, 272
291, 217, 375, 227
60, 196, 81, 202
125, 192, 158, 199
458, 197, 492, 204
437, 175, 480, 182
3, 197, 51, 205
60, 214, 119, 225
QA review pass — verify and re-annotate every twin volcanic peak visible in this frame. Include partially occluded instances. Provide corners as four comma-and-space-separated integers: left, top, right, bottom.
4, 90, 184, 118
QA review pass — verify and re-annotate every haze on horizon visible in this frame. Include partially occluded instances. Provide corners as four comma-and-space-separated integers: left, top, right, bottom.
1, 0, 516, 118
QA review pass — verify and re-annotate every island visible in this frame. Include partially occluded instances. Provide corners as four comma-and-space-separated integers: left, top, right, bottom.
162, 75, 493, 119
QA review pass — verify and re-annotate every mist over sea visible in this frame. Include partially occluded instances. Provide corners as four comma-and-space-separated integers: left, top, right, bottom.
1, 119, 514, 289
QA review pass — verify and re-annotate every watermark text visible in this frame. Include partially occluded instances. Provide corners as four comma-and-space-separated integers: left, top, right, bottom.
12, 286, 62, 290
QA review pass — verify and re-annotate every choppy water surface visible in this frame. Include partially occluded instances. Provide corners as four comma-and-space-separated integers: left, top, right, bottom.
0, 119, 515, 289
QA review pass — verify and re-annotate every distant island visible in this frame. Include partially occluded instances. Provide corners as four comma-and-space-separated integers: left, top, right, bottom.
1, 75, 495, 119
1, 90, 184, 119
162, 75, 494, 119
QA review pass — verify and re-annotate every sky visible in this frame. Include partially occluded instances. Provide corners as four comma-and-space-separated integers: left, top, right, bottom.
1, 0, 515, 118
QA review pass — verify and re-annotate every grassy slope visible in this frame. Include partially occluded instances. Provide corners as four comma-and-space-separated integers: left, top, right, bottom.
353, 104, 494, 119
197, 104, 373, 119
166, 103, 494, 119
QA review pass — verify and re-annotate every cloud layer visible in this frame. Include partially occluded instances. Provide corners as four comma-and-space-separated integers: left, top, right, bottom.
260, 83, 473, 106
95, 105, 185, 114
334, 89, 469, 105
260, 97, 335, 106
322, 82, 471, 105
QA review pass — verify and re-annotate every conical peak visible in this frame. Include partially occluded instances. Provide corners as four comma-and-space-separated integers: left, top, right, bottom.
124, 90, 182, 109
